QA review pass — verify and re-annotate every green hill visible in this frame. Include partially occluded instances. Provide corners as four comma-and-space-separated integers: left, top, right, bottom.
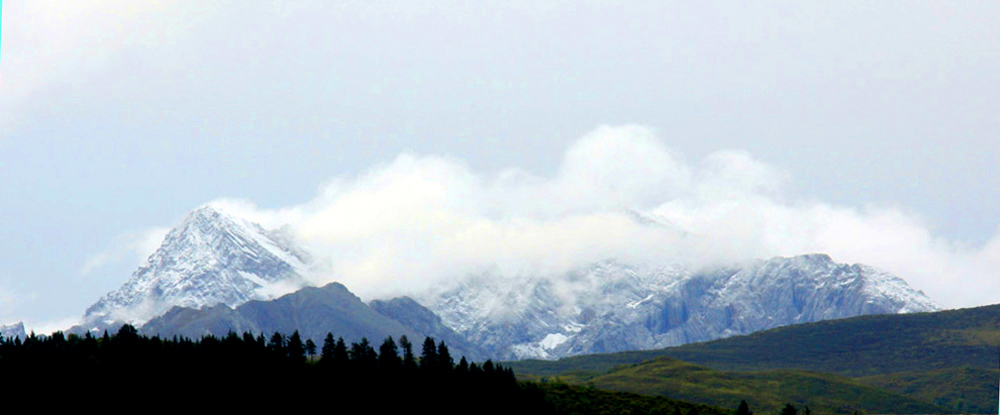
859, 367, 1000, 414
532, 357, 950, 415
510, 304, 1000, 413
537, 381, 734, 415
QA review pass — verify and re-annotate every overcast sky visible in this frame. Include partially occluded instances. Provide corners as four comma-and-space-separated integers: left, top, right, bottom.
1, 1, 998, 331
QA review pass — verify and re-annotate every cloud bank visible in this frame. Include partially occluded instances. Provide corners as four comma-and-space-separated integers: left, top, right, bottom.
201, 125, 997, 309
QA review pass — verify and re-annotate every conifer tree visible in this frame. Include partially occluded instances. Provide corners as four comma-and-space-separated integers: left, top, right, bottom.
287, 331, 306, 364
420, 337, 438, 371
350, 337, 377, 370
437, 341, 453, 371
378, 337, 401, 371
321, 333, 336, 364
781, 404, 798, 415
333, 337, 349, 367
305, 339, 317, 359
399, 335, 417, 372
269, 332, 285, 355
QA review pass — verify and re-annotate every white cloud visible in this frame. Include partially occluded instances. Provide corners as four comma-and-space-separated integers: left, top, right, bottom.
81, 227, 171, 275
194, 125, 998, 309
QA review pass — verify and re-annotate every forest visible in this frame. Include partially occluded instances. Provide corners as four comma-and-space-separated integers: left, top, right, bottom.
0, 325, 731, 415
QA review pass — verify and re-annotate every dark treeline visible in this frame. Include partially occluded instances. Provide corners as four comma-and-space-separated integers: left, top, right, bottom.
0, 325, 551, 413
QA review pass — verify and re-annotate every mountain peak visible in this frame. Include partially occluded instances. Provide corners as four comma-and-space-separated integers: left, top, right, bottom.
796, 253, 833, 263
183, 204, 225, 224
81, 206, 311, 328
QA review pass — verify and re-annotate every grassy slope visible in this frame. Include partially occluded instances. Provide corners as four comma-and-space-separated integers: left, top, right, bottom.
536, 381, 734, 415
534, 357, 950, 415
509, 304, 1000, 413
859, 367, 1000, 414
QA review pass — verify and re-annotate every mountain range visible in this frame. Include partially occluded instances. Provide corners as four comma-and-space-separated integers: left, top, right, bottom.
45, 205, 938, 363
423, 254, 937, 360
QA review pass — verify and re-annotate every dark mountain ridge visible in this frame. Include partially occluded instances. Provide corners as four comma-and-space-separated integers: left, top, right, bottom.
141, 282, 490, 361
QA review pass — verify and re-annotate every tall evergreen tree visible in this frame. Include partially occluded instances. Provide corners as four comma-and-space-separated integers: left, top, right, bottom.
287, 331, 306, 364
269, 332, 285, 355
333, 337, 349, 366
419, 337, 438, 371
321, 333, 336, 364
305, 339, 317, 359
350, 337, 377, 370
399, 335, 417, 372
378, 337, 401, 371
437, 341, 453, 371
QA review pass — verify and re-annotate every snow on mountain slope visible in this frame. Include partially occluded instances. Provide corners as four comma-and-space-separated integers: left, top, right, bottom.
0, 322, 27, 340
82, 206, 311, 327
423, 254, 939, 360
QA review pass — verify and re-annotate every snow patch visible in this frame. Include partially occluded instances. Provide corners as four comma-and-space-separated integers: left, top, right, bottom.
539, 333, 569, 350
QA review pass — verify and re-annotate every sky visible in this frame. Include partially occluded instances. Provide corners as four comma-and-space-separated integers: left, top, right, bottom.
0, 1, 998, 332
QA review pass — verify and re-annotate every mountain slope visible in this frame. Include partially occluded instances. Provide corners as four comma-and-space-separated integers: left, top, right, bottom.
82, 206, 311, 328
509, 303, 1000, 414
427, 254, 937, 360
575, 357, 950, 415
369, 296, 490, 362
859, 367, 1000, 414
510, 304, 1000, 376
141, 282, 490, 361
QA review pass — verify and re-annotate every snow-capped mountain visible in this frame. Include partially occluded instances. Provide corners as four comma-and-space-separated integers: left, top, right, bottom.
0, 322, 27, 340
423, 254, 939, 360
81, 206, 311, 329
75, 205, 939, 362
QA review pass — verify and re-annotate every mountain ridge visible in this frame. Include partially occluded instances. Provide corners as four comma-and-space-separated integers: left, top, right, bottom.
425, 254, 938, 360
140, 281, 491, 362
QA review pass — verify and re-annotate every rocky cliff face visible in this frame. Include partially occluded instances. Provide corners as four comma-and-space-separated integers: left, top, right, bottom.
423, 254, 938, 360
